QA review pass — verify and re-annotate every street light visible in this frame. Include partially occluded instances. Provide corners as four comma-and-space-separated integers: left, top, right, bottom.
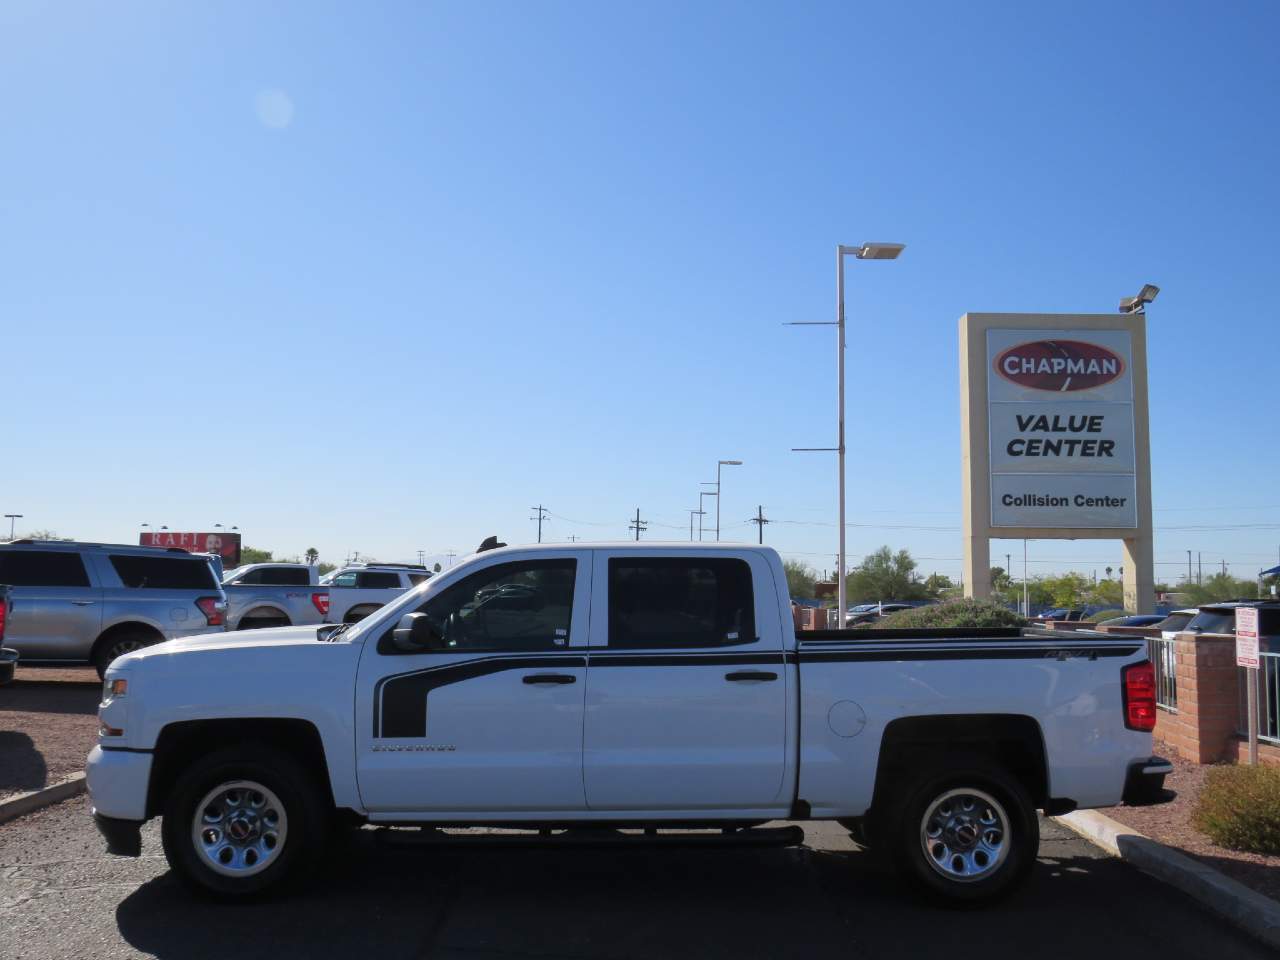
1119, 283, 1159, 314
792, 242, 905, 622
4, 514, 22, 541
715, 460, 742, 541
699, 490, 716, 541
688, 508, 706, 541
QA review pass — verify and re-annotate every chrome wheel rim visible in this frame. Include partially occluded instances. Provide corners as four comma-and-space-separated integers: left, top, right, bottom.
109, 639, 145, 658
191, 780, 288, 878
919, 787, 1010, 883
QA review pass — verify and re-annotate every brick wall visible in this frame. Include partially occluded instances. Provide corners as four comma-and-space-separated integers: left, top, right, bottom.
1156, 633, 1241, 764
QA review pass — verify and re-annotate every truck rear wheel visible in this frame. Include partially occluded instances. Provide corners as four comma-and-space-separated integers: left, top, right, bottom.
890, 757, 1038, 904
161, 746, 328, 899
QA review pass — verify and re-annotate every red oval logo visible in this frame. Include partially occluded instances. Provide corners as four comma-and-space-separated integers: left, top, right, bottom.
994, 340, 1125, 391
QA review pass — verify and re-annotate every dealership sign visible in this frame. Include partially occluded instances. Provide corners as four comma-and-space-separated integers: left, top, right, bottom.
987, 328, 1137, 528
140, 530, 242, 566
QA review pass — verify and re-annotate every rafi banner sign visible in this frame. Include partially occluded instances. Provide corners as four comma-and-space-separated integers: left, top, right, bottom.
987, 328, 1137, 528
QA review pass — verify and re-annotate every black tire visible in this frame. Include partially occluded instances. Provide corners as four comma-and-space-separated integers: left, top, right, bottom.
237, 617, 291, 631
92, 631, 157, 680
888, 756, 1038, 904
161, 746, 329, 899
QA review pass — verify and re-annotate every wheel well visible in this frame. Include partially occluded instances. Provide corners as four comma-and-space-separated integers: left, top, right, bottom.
146, 718, 334, 818
872, 714, 1049, 808
91, 622, 165, 662
344, 604, 382, 623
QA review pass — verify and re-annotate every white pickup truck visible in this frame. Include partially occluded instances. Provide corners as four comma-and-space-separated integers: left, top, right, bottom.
87, 544, 1169, 903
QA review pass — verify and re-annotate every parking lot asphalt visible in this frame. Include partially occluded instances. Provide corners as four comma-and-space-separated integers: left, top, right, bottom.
0, 799, 1270, 960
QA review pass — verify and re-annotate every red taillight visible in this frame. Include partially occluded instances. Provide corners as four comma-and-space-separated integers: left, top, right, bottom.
196, 596, 226, 627
1122, 660, 1157, 731
312, 592, 330, 616
0, 599, 6, 641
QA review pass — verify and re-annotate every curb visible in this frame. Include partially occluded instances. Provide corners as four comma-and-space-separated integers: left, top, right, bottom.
1055, 810, 1280, 950
0, 773, 87, 825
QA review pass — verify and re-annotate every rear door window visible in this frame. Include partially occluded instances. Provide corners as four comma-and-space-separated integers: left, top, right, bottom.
109, 555, 217, 590
607, 557, 755, 648
358, 571, 402, 589
259, 567, 310, 586
0, 550, 91, 587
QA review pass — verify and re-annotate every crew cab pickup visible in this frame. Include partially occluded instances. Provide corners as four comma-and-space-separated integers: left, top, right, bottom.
321, 563, 430, 624
87, 544, 1169, 902
220, 563, 330, 630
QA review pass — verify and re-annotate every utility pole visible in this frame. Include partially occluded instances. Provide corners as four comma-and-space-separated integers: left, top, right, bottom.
1198, 552, 1202, 585
446, 551, 456, 568
1187, 549, 1193, 584
416, 550, 425, 566
529, 505, 549, 544
4, 514, 22, 541
1005, 553, 1011, 588
629, 508, 647, 541
699, 491, 716, 541
1222, 558, 1228, 577
1022, 539, 1029, 617
567, 535, 578, 543
749, 505, 770, 544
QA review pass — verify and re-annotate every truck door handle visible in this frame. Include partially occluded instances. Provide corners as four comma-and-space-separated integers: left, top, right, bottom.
725, 671, 778, 682
522, 673, 577, 685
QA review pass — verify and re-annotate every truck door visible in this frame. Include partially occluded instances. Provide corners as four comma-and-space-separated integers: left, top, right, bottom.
0, 549, 102, 660
582, 551, 790, 813
355, 551, 592, 815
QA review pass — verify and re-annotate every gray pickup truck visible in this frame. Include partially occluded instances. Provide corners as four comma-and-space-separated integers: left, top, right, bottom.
0, 540, 228, 677
220, 563, 330, 630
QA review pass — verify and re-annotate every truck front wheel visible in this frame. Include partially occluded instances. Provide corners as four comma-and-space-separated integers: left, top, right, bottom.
160, 746, 328, 898
891, 758, 1038, 903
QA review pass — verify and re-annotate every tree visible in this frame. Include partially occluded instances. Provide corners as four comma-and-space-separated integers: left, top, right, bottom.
305, 547, 319, 566
20, 529, 68, 541
317, 562, 337, 576
433, 562, 442, 573
1041, 572, 1091, 609
1090, 578, 1123, 609
989, 566, 1011, 592
782, 558, 817, 599
845, 546, 929, 602
923, 573, 954, 597
240, 547, 274, 565
1178, 573, 1259, 606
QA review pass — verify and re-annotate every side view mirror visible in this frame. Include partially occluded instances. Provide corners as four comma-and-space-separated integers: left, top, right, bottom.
392, 612, 442, 652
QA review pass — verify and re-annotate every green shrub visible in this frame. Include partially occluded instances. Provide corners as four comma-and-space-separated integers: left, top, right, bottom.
1193, 765, 1280, 855
870, 599, 1026, 630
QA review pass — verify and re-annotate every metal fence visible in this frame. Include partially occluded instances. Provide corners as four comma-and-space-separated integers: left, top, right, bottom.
1238, 652, 1280, 746
1149, 636, 1178, 711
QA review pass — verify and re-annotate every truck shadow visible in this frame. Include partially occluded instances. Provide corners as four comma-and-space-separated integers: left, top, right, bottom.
112, 827, 1259, 960
0, 679, 100, 716
0, 731, 47, 794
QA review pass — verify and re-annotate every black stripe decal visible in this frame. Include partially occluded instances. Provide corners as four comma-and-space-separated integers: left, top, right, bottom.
588, 651, 784, 668
797, 646, 1140, 663
376, 655, 585, 738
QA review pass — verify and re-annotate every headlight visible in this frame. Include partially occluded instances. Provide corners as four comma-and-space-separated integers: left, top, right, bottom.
102, 677, 127, 700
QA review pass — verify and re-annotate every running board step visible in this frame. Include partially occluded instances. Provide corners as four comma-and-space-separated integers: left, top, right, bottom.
376, 824, 806, 849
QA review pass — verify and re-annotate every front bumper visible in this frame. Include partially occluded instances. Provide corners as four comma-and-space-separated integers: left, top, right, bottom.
86, 744, 152, 820
1122, 756, 1175, 806
93, 812, 142, 857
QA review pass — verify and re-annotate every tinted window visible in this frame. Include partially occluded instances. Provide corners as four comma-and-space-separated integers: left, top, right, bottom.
408, 573, 430, 585
110, 555, 217, 590
1155, 612, 1192, 633
1186, 609, 1237, 634
608, 557, 755, 648
259, 567, 310, 586
0, 550, 90, 588
398, 559, 576, 652
359, 571, 401, 589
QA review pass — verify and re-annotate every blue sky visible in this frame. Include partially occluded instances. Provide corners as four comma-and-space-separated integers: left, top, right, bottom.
4, 1, 1278, 583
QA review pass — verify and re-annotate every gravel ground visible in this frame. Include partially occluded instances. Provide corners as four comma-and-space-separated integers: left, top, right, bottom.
1103, 742, 1280, 902
0, 665, 100, 804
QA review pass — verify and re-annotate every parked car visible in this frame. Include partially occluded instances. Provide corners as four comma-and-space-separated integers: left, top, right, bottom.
1155, 608, 1198, 640
1096, 614, 1165, 628
322, 563, 430, 624
89, 543, 1167, 903
0, 583, 15, 686
1038, 608, 1088, 622
220, 563, 330, 631
845, 601, 917, 626
1185, 600, 1280, 644
0, 540, 228, 678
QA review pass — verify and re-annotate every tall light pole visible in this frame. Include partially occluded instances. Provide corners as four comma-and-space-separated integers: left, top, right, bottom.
715, 459, 742, 541
791, 242, 905, 622
688, 508, 706, 541
699, 490, 716, 541
4, 514, 22, 541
